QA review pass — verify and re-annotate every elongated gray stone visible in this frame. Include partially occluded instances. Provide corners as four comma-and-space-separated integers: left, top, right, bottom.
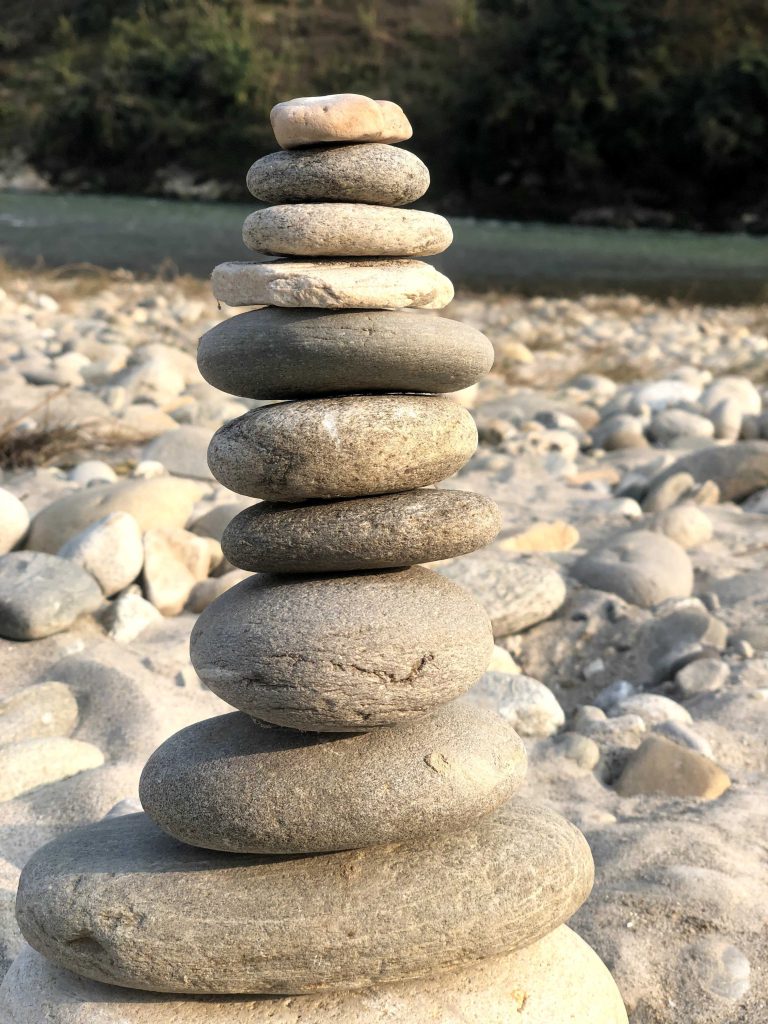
197, 308, 493, 399
246, 144, 429, 206
242, 205, 451, 258
139, 703, 526, 853
0, 927, 629, 1022
222, 490, 501, 573
15, 803, 594, 994
190, 566, 493, 731
207, 395, 478, 502
211, 259, 454, 309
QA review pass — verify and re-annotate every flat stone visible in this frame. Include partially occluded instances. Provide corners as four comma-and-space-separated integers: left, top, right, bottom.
615, 735, 731, 799
0, 738, 103, 802
271, 94, 412, 148
222, 490, 500, 573
197, 308, 493, 399
16, 803, 593, 994
142, 426, 214, 481
612, 693, 692, 727
0, 552, 103, 640
211, 259, 454, 309
57, 511, 144, 597
0, 682, 78, 745
571, 530, 693, 608
27, 478, 206, 553
0, 926, 628, 1022
140, 703, 525, 853
675, 657, 730, 697
190, 566, 493, 731
644, 441, 768, 504
207, 395, 477, 502
243, 205, 451, 258
247, 143, 429, 206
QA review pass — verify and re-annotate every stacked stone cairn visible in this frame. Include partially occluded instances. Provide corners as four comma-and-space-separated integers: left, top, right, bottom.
9, 94, 627, 1022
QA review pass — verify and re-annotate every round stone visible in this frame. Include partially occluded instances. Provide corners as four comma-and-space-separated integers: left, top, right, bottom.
207, 395, 478, 502
139, 703, 526, 853
270, 94, 412, 149
221, 490, 501, 573
211, 259, 454, 309
197, 308, 494, 399
246, 144, 429, 206
0, 926, 628, 1022
190, 566, 493, 731
15, 803, 594, 994
242, 205, 452, 258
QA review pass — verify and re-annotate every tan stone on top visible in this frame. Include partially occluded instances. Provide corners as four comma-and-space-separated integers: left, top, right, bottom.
615, 735, 731, 800
271, 94, 412, 148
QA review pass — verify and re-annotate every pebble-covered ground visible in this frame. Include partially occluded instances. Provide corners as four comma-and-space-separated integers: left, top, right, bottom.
0, 268, 767, 1023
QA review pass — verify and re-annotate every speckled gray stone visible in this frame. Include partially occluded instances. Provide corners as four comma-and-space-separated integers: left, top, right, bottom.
197, 308, 493, 399
0, 927, 629, 1023
242, 205, 451, 258
207, 395, 478, 502
0, 552, 103, 640
222, 490, 501, 573
139, 703, 526, 853
246, 144, 429, 206
15, 803, 594, 994
190, 566, 494, 731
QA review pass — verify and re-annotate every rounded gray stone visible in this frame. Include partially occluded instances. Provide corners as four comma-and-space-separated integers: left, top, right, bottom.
0, 552, 103, 640
15, 803, 594, 994
207, 395, 478, 502
221, 490, 501, 573
197, 308, 493, 399
139, 703, 526, 853
571, 530, 693, 609
246, 144, 429, 206
190, 566, 494, 731
644, 440, 768, 504
0, 927, 629, 1022
243, 205, 451, 258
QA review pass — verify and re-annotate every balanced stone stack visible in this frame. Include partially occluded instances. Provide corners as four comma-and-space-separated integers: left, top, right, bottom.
6, 94, 627, 1022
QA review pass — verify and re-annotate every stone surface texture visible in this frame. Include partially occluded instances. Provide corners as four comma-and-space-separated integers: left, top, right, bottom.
615, 736, 731, 799
0, 552, 103, 640
190, 566, 494, 731
271, 94, 412, 148
222, 489, 501, 573
16, 804, 593, 994
247, 144, 429, 206
207, 395, 477, 502
197, 307, 493, 399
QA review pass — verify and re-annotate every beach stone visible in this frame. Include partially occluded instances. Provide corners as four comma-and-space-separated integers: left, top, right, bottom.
0, 552, 103, 640
0, 488, 28, 553
140, 703, 525, 853
572, 530, 693, 608
243, 204, 451, 258
197, 307, 493, 399
189, 500, 253, 542
556, 733, 601, 770
102, 590, 163, 644
613, 693, 691, 727
0, 925, 628, 1023
0, 738, 103, 802
439, 551, 567, 637
649, 408, 714, 445
271, 94, 412, 148
211, 259, 454, 309
0, 682, 78, 746
0, 859, 21, 978
710, 398, 742, 441
498, 520, 580, 554
675, 657, 730, 697
471, 673, 565, 737
642, 471, 695, 513
701, 375, 761, 416
653, 720, 714, 759
222, 490, 501, 573
142, 528, 214, 616
651, 503, 713, 549
208, 395, 477, 502
644, 441, 768, 504
190, 566, 493, 731
247, 143, 429, 206
142, 426, 214, 481
68, 460, 117, 486
185, 569, 251, 613
682, 938, 751, 1001
27, 478, 206, 553
57, 512, 144, 597
16, 803, 593, 994
615, 735, 731, 799
591, 413, 647, 450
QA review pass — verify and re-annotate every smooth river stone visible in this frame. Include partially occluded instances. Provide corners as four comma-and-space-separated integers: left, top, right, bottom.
189, 566, 493, 731
211, 259, 454, 309
0, 927, 629, 1023
246, 144, 429, 206
242, 205, 452, 258
139, 703, 526, 853
271, 94, 412, 149
197, 307, 494, 399
15, 802, 594, 994
221, 490, 501, 573
207, 395, 478, 502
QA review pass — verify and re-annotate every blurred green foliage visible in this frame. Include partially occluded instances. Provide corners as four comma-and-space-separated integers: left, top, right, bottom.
1, 0, 766, 227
